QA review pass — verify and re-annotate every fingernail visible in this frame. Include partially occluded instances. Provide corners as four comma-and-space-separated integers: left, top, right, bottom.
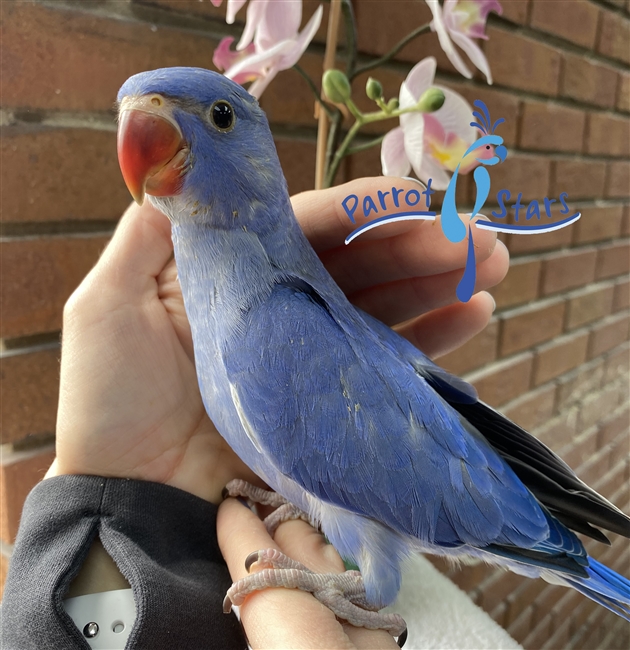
488, 292, 497, 312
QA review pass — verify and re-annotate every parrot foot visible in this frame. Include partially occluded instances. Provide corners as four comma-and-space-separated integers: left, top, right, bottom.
223, 548, 408, 644
223, 480, 316, 536
262, 502, 314, 537
222, 479, 288, 508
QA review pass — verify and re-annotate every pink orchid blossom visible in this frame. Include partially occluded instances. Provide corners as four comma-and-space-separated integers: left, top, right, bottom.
426, 0, 502, 84
212, 1, 322, 98
381, 57, 492, 190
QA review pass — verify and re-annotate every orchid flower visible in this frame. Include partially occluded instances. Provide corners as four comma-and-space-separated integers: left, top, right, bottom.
212, 1, 323, 98
425, 0, 502, 84
381, 57, 492, 190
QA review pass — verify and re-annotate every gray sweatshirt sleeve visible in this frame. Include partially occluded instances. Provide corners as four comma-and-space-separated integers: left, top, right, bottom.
0, 476, 247, 650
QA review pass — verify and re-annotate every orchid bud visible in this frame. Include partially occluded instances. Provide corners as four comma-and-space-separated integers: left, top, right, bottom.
323, 69, 351, 103
387, 98, 399, 111
366, 77, 383, 101
417, 87, 445, 113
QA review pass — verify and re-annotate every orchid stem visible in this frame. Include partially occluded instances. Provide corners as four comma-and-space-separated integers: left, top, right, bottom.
341, 0, 358, 77
315, 0, 343, 189
325, 121, 363, 188
293, 64, 334, 118
346, 134, 386, 156
351, 23, 431, 80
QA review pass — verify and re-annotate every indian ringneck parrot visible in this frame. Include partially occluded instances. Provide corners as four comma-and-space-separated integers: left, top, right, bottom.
116, 67, 630, 640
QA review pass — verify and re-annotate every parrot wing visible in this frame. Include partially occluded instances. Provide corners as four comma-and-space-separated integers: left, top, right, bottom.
358, 307, 630, 543
225, 278, 550, 551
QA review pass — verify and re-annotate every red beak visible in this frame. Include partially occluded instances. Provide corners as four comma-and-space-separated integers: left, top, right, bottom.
117, 98, 187, 204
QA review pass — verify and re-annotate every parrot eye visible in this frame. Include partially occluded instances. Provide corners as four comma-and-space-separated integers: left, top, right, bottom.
210, 100, 235, 132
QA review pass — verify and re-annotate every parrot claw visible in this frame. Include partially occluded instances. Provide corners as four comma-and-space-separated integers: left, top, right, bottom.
224, 548, 408, 641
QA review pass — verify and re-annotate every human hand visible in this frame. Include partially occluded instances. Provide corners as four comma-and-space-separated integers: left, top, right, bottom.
48, 177, 508, 504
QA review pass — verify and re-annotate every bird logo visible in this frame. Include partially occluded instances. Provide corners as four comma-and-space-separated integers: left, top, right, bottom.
442, 100, 508, 302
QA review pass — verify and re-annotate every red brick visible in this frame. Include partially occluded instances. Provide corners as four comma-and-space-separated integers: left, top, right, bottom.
617, 72, 630, 113
500, 0, 530, 24
485, 26, 562, 96
535, 406, 579, 449
468, 352, 534, 407
504, 222, 573, 255
561, 54, 619, 109
544, 615, 571, 650
520, 101, 586, 153
589, 312, 630, 358
502, 383, 556, 431
622, 205, 630, 237
257, 50, 345, 131
560, 426, 599, 469
534, 330, 589, 385
572, 204, 624, 244
613, 278, 630, 311
603, 341, 630, 383
605, 161, 630, 199
275, 137, 317, 196
1, 235, 109, 339
489, 257, 541, 309
587, 113, 630, 158
1, 447, 56, 544
529, 0, 599, 49
505, 579, 547, 628
500, 299, 566, 356
597, 10, 630, 65
523, 611, 554, 649
569, 598, 600, 641
532, 584, 565, 627
507, 604, 532, 643
477, 570, 525, 615
596, 241, 630, 279
566, 284, 615, 329
597, 407, 630, 449
1, 346, 60, 445
487, 154, 551, 204
134, 0, 225, 20
2, 126, 130, 224
438, 319, 499, 376
354, 0, 456, 72
578, 384, 624, 431
2, 1, 220, 112
541, 249, 597, 296
552, 159, 607, 201
556, 357, 605, 410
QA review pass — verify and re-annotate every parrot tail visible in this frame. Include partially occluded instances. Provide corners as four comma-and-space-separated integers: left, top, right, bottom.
562, 558, 630, 621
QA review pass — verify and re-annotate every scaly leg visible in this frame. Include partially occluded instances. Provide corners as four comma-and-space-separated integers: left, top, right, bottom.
223, 480, 317, 536
224, 547, 408, 645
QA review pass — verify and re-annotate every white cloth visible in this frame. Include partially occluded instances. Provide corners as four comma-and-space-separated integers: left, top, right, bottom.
387, 555, 522, 649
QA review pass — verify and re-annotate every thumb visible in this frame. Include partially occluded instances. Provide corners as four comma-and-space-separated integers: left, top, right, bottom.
94, 200, 173, 296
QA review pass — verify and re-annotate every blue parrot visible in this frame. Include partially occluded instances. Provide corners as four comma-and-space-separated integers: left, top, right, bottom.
116, 68, 630, 640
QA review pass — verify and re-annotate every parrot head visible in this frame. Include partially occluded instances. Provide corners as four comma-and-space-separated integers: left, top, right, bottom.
117, 67, 287, 229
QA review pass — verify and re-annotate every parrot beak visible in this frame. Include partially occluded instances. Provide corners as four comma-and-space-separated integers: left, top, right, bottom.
117, 95, 188, 205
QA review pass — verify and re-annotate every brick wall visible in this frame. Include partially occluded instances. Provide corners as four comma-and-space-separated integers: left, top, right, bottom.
2, 0, 629, 647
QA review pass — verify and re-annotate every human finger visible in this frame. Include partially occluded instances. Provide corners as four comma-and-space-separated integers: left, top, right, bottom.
89, 201, 173, 297
292, 177, 429, 253
350, 239, 509, 325
395, 291, 496, 359
321, 216, 498, 295
273, 519, 399, 649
